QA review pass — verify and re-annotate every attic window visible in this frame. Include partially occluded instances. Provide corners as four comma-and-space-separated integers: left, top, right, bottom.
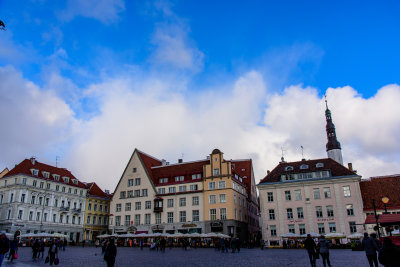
241, 168, 245, 171
72, 179, 78, 185
316, 163, 324, 168
31, 169, 39, 176
42, 171, 50, 178
284, 166, 294, 171
243, 176, 247, 179
53, 174, 60, 181
159, 178, 168, 183
300, 164, 309, 170
62, 176, 70, 183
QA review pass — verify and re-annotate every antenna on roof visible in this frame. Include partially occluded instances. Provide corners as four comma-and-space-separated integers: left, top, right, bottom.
56, 156, 60, 167
280, 146, 286, 163
324, 95, 328, 109
301, 145, 304, 159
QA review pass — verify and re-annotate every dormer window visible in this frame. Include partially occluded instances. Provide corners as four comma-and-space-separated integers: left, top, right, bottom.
30, 169, 39, 176
42, 171, 50, 178
159, 178, 168, 184
316, 163, 324, 168
72, 179, 78, 185
243, 176, 247, 179
62, 176, 70, 183
284, 166, 294, 171
300, 164, 309, 170
174, 176, 184, 182
53, 174, 60, 181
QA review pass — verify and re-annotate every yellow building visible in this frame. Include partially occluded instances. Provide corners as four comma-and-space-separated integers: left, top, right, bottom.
203, 149, 249, 239
83, 182, 111, 241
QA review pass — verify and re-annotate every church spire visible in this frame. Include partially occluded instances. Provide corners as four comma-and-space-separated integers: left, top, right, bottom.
325, 96, 343, 165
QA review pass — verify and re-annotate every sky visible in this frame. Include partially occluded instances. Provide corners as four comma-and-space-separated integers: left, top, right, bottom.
1, 0, 400, 192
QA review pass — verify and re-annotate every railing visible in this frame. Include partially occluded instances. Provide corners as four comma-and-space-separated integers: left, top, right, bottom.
154, 207, 163, 212
59, 207, 70, 212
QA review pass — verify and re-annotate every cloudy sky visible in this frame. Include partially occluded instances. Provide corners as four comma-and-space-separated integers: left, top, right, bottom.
1, 0, 400, 192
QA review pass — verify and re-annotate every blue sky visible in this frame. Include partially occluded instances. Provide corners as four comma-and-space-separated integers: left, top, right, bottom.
1, 0, 400, 189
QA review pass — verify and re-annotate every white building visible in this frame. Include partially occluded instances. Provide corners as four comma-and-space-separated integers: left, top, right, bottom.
0, 157, 87, 242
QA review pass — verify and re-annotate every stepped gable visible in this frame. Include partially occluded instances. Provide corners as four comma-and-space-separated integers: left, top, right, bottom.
259, 158, 357, 184
3, 158, 86, 188
232, 159, 252, 195
151, 160, 209, 186
136, 150, 162, 181
86, 182, 112, 199
360, 175, 400, 210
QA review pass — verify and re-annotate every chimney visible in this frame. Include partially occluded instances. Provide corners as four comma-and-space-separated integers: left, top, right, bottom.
162, 159, 167, 166
105, 190, 110, 194
178, 159, 183, 164
267, 170, 270, 175
30, 157, 36, 165
348, 163, 353, 171
206, 156, 210, 160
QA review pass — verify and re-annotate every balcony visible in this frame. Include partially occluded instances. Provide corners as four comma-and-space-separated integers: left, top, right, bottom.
59, 207, 70, 212
71, 208, 81, 214
154, 206, 163, 213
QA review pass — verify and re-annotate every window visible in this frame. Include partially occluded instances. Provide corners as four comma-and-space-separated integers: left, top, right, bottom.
135, 202, 141, 210
218, 181, 226, 189
300, 164, 309, 170
285, 191, 291, 201
115, 216, 121, 226
316, 163, 324, 168
29, 211, 33, 221
7, 210, 11, 219
159, 178, 168, 183
99, 204, 103, 212
288, 224, 295, 234
190, 184, 198, 191
20, 194, 26, 203
62, 187, 65, 192
133, 168, 137, 173
125, 215, 131, 226
192, 174, 201, 180
169, 187, 176, 193
98, 216, 102, 225
128, 179, 134, 187
140, 189, 147, 197
323, 187, 331, 198
155, 213, 161, 224
179, 185, 187, 192
167, 199, 174, 207
135, 178, 141, 186
270, 225, 277, 236
329, 222, 336, 233
210, 209, 217, 220
318, 223, 325, 234
59, 214, 63, 223
284, 166, 294, 171
18, 210, 23, 220
158, 188, 165, 194
33, 180, 37, 187
316, 206, 323, 218
134, 190, 140, 197
343, 186, 351, 197
213, 168, 220, 176
313, 188, 321, 199
346, 204, 354, 216
52, 214, 56, 223
120, 191, 126, 199
45, 198, 49, 206
175, 176, 184, 182
116, 204, 121, 212
297, 207, 304, 219
220, 208, 227, 220
167, 212, 174, 223
287, 208, 293, 219
145, 214, 151, 225
135, 214, 140, 225
193, 210, 199, 222
349, 221, 357, 233
219, 194, 226, 203
180, 211, 186, 222
327, 206, 334, 217
179, 198, 186, 207
88, 203, 92, 211
299, 224, 306, 235
294, 190, 302, 201
269, 209, 275, 220
22, 178, 27, 185
56, 185, 59, 191
145, 201, 151, 209
125, 203, 131, 211
267, 192, 274, 202
208, 182, 216, 190
94, 204, 97, 211
192, 196, 199, 206
209, 195, 216, 204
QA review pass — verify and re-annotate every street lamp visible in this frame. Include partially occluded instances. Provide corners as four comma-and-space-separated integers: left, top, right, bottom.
381, 197, 389, 214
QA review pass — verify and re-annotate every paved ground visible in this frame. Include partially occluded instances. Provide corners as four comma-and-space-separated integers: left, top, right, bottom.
2, 247, 373, 267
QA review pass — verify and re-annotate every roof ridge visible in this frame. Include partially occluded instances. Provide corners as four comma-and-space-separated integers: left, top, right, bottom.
136, 149, 162, 163
151, 159, 209, 169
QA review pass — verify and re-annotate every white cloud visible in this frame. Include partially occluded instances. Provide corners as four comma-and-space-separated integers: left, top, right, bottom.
59, 0, 125, 24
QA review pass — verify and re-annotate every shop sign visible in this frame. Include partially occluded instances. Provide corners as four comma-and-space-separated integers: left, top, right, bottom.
151, 225, 165, 230
210, 221, 223, 227
317, 218, 334, 222
127, 226, 137, 233
182, 223, 197, 228
288, 220, 303, 223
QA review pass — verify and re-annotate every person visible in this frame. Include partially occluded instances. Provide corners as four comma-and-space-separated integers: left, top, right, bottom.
47, 240, 58, 266
304, 234, 317, 267
95, 239, 100, 248
82, 239, 86, 248
104, 238, 117, 267
260, 239, 265, 250
0, 232, 10, 267
140, 239, 144, 250
362, 233, 379, 267
63, 238, 67, 251
230, 237, 236, 253
32, 239, 40, 260
8, 237, 18, 262
160, 237, 166, 252
317, 235, 332, 267
236, 238, 241, 253
378, 237, 400, 267
39, 239, 45, 258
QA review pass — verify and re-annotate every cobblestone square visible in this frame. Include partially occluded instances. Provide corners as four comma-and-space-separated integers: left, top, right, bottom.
2, 247, 371, 267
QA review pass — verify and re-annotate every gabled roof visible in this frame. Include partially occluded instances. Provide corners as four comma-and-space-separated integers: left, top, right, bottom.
86, 182, 112, 200
231, 159, 252, 196
259, 158, 357, 184
136, 150, 162, 182
360, 175, 400, 210
2, 158, 86, 189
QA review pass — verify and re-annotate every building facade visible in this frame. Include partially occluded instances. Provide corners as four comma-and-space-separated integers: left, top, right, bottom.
109, 149, 259, 241
83, 182, 112, 241
0, 157, 88, 242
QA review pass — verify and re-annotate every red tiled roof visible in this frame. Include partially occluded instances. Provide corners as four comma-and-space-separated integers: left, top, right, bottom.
86, 182, 112, 199
136, 150, 162, 182
232, 160, 252, 196
2, 158, 86, 188
365, 214, 400, 225
259, 158, 357, 184
360, 175, 400, 210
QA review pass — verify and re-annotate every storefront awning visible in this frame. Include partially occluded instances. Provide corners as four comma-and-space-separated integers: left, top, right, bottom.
365, 214, 400, 225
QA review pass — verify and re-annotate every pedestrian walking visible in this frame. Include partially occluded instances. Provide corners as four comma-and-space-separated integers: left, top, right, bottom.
63, 238, 67, 251
160, 237, 166, 252
0, 232, 10, 267
317, 235, 332, 267
47, 240, 58, 266
8, 237, 18, 262
304, 234, 317, 267
230, 238, 236, 253
260, 240, 265, 250
82, 239, 86, 248
362, 233, 379, 267
139, 239, 144, 250
104, 238, 117, 267
378, 237, 400, 267
32, 239, 40, 260
39, 239, 45, 258
95, 239, 100, 248
236, 238, 241, 253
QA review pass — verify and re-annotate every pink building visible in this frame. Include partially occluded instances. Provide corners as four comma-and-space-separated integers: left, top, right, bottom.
257, 100, 364, 245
